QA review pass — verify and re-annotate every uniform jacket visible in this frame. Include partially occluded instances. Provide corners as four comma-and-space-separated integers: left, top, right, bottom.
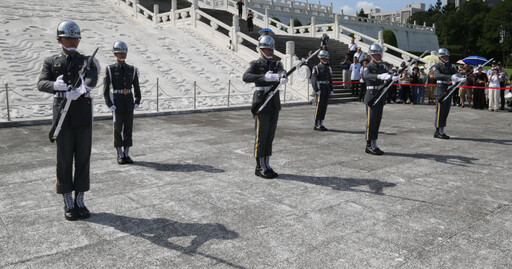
311, 63, 333, 94
433, 62, 458, 96
243, 57, 284, 113
37, 51, 98, 127
362, 61, 388, 105
103, 62, 141, 112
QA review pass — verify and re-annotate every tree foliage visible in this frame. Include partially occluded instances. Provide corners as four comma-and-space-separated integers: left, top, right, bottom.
407, 0, 512, 65
383, 30, 397, 47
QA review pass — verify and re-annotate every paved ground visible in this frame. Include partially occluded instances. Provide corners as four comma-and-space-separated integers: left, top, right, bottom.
1, 102, 512, 268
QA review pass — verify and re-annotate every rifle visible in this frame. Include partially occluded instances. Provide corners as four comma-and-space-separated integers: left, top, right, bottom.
49, 47, 99, 143
440, 58, 493, 103
251, 48, 321, 115
369, 50, 429, 106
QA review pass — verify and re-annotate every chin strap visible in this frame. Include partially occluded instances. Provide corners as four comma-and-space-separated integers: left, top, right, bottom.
370, 55, 382, 63
62, 46, 77, 52
259, 48, 273, 60
117, 58, 125, 62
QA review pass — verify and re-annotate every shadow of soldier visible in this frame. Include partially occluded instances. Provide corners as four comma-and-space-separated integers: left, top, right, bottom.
278, 174, 396, 195
132, 161, 225, 173
450, 137, 512, 146
86, 212, 245, 268
277, 174, 437, 205
384, 152, 478, 166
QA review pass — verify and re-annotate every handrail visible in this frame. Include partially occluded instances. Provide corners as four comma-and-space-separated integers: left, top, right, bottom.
196, 10, 231, 30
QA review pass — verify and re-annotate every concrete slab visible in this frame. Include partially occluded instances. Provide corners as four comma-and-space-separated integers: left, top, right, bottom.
1, 102, 512, 268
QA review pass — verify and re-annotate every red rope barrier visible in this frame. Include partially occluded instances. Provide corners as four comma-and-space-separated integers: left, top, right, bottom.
332, 81, 512, 90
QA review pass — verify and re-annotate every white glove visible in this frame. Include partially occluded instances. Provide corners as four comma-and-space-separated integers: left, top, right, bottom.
330, 91, 334, 96
391, 75, 400, 82
316, 91, 320, 95
377, 73, 391, 80
451, 74, 461, 83
134, 104, 140, 109
459, 77, 467, 83
109, 105, 116, 111
53, 75, 69, 92
65, 90, 81, 101
280, 77, 288, 84
264, 71, 280, 82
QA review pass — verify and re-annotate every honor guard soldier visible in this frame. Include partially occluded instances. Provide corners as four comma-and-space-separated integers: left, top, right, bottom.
243, 35, 288, 179
311, 50, 333, 131
363, 43, 399, 155
433, 48, 465, 139
104, 41, 142, 164
37, 20, 99, 221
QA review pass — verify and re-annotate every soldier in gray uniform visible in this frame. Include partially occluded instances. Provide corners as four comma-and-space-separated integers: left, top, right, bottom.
37, 20, 99, 221
103, 41, 141, 164
243, 35, 288, 179
311, 50, 334, 131
433, 48, 465, 139
363, 44, 399, 155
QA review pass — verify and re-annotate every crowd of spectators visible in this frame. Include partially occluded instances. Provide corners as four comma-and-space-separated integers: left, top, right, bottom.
332, 40, 512, 112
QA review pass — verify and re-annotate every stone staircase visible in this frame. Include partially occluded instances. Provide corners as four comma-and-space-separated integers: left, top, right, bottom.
139, 0, 356, 102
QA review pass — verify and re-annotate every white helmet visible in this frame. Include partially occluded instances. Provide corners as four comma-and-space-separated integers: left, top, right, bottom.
113, 41, 128, 54
438, 48, 450, 57
57, 20, 81, 39
318, 50, 329, 59
369, 43, 383, 55
258, 35, 275, 50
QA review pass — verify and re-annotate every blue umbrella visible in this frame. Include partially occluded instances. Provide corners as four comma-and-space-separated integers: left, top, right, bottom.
462, 56, 489, 66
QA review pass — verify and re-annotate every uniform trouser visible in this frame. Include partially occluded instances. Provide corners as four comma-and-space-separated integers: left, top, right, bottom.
435, 95, 451, 128
114, 109, 134, 148
365, 103, 384, 141
56, 124, 92, 194
314, 91, 329, 123
254, 109, 279, 158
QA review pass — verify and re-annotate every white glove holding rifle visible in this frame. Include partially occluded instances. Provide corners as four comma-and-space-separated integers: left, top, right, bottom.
451, 74, 466, 83
53, 75, 69, 92
264, 71, 280, 82
377, 73, 391, 81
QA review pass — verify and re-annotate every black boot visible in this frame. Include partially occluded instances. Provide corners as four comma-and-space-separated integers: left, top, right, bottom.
74, 192, 90, 219
63, 193, 78, 221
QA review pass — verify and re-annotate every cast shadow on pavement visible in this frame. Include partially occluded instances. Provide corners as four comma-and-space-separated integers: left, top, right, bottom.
450, 137, 512, 146
278, 174, 396, 195
86, 212, 246, 269
278, 174, 436, 205
132, 161, 225, 173
327, 129, 397, 136
384, 152, 478, 166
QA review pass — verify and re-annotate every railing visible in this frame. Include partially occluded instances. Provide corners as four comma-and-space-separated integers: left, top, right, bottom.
0, 79, 308, 123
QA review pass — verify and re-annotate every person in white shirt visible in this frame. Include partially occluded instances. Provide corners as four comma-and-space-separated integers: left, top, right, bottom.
488, 67, 501, 112
348, 37, 357, 59
349, 57, 361, 97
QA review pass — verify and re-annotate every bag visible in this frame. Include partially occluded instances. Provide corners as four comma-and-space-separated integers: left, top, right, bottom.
504, 91, 512, 101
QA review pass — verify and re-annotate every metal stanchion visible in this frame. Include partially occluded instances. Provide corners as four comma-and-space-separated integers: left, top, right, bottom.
193, 81, 197, 110
5, 83, 10, 121
227, 80, 231, 107
156, 78, 159, 112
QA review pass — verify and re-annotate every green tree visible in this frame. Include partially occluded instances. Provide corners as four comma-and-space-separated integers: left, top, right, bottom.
383, 30, 397, 47
480, 0, 512, 65
358, 9, 368, 18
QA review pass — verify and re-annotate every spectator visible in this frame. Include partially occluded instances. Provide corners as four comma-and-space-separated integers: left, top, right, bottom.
418, 66, 427, 104
348, 37, 357, 59
498, 62, 508, 110
354, 47, 365, 63
459, 64, 473, 108
426, 67, 436, 105
236, 0, 244, 17
359, 59, 368, 102
472, 66, 488, 110
399, 68, 414, 105
246, 10, 254, 32
387, 67, 398, 103
340, 53, 352, 88
320, 33, 329, 48
411, 67, 420, 104
488, 67, 500, 112
349, 57, 361, 98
